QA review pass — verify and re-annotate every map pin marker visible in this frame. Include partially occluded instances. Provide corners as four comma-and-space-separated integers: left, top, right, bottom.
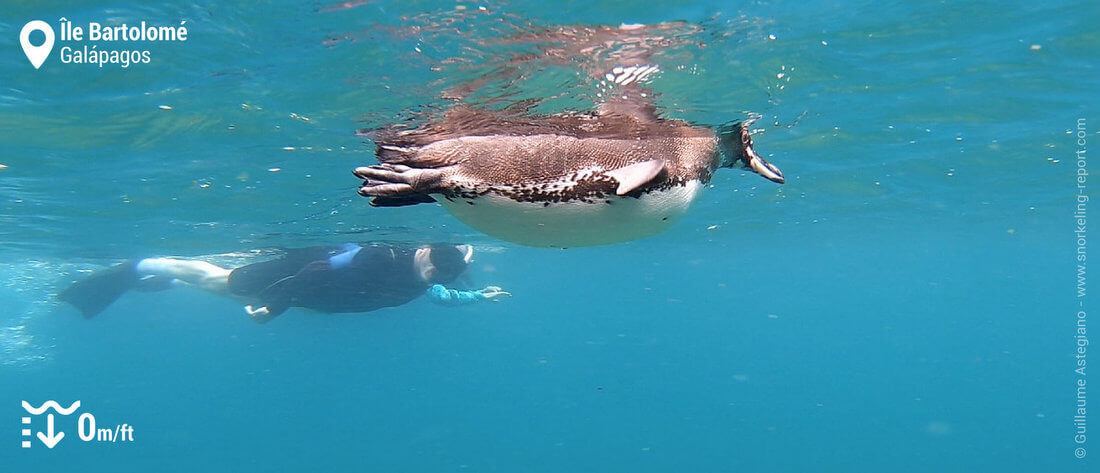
20, 20, 55, 70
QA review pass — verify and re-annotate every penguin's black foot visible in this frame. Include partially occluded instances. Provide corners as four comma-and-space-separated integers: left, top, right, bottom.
354, 164, 442, 206
355, 164, 443, 193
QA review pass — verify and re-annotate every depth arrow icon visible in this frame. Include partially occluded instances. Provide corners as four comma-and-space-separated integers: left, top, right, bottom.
37, 413, 64, 448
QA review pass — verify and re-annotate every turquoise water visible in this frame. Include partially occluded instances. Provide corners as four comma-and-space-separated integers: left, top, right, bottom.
2, 0, 1096, 470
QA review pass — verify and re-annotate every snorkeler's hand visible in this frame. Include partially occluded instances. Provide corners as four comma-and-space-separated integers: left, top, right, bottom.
245, 305, 270, 318
477, 286, 511, 301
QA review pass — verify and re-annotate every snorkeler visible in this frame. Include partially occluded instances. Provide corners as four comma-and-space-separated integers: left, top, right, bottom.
59, 243, 510, 323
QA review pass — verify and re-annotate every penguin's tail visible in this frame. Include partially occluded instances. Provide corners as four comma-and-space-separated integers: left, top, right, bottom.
58, 260, 142, 318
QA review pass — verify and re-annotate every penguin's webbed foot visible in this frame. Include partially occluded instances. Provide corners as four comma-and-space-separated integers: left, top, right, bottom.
354, 164, 443, 197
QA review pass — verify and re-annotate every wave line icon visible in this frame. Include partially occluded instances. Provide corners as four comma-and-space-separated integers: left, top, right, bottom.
22, 400, 81, 415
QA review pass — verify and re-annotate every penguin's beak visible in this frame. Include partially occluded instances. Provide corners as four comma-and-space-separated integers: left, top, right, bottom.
719, 121, 785, 184
743, 143, 785, 184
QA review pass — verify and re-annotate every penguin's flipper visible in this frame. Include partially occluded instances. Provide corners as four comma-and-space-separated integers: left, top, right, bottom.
606, 159, 666, 195
58, 260, 141, 318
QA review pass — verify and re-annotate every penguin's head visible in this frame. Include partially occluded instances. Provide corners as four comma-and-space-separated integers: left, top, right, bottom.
421, 244, 474, 284
718, 121, 785, 184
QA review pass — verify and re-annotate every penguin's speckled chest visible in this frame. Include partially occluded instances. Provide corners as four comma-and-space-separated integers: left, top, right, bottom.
443, 166, 620, 204
435, 180, 704, 248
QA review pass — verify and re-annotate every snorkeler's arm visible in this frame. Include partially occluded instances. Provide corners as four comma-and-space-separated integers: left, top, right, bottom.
426, 284, 511, 306
245, 303, 288, 323
427, 284, 484, 305
247, 271, 303, 324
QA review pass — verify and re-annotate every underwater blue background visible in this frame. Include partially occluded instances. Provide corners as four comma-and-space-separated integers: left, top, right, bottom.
1, 0, 1096, 471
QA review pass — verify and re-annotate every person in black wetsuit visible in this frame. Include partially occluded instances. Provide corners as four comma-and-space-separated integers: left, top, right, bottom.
59, 243, 510, 323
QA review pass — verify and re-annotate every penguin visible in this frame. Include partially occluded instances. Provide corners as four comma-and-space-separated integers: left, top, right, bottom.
354, 95, 782, 248
354, 25, 784, 248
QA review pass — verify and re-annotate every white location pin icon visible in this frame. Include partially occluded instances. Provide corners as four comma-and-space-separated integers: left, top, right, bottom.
20, 20, 55, 70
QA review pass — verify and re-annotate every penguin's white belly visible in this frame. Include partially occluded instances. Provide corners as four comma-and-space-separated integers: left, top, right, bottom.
435, 181, 703, 247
